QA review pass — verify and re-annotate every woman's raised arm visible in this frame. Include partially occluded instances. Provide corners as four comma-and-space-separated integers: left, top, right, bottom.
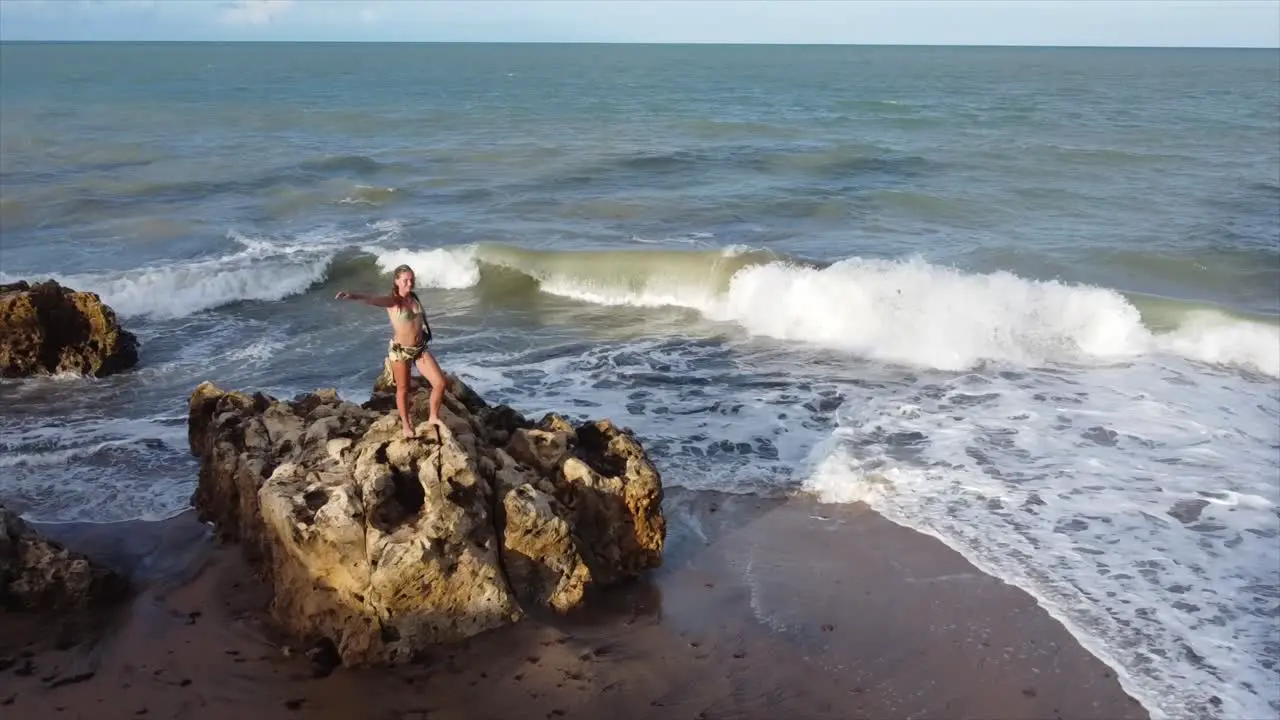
335, 291, 396, 308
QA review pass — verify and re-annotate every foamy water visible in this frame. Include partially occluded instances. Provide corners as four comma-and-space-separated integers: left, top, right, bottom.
803, 364, 1280, 720
0, 414, 193, 523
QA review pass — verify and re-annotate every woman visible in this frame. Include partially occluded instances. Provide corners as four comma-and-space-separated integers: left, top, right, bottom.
335, 264, 445, 439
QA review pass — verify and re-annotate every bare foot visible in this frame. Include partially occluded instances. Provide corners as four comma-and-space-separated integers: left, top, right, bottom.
402, 426, 415, 439
426, 417, 446, 431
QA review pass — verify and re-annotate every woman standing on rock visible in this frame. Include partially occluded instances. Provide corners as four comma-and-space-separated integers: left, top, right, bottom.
335, 264, 445, 438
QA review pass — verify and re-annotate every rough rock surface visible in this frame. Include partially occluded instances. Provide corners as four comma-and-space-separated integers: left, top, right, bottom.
0, 279, 139, 378
188, 374, 665, 666
0, 505, 130, 612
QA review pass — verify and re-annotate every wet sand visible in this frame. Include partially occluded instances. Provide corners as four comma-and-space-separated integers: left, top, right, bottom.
0, 490, 1148, 719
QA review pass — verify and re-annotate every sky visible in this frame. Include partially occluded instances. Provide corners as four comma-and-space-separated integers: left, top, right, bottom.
0, 0, 1277, 47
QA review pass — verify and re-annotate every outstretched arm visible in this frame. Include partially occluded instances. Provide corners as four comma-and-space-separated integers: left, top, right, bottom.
335, 291, 396, 308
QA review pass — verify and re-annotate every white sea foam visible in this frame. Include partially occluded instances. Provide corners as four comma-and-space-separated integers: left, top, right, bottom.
444, 336, 827, 497
0, 437, 159, 469
370, 245, 481, 289
1154, 309, 1280, 378
339, 185, 398, 205
628, 231, 717, 245
367, 218, 405, 239
712, 257, 1150, 368
801, 364, 1280, 720
3, 230, 340, 320
224, 337, 288, 366
525, 253, 1279, 378
0, 416, 194, 523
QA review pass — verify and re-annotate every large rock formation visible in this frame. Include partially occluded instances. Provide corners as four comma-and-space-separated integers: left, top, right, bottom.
188, 374, 665, 666
0, 280, 139, 378
0, 506, 130, 612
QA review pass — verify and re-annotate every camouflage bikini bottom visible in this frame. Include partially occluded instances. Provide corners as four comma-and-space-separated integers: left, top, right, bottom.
386, 338, 427, 364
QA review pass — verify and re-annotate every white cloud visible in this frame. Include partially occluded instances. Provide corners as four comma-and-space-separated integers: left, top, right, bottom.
96, 0, 159, 8
220, 0, 294, 26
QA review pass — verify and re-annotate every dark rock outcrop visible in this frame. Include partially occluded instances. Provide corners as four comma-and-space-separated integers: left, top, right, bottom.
0, 280, 138, 378
0, 506, 130, 612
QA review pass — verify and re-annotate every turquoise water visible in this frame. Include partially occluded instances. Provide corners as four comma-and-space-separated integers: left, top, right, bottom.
1, 43, 1277, 719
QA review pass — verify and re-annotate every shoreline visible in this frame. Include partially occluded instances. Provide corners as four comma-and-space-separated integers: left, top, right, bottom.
2, 489, 1148, 719
852, 500, 1160, 719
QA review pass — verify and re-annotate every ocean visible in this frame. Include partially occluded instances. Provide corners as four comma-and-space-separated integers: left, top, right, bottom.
0, 42, 1276, 719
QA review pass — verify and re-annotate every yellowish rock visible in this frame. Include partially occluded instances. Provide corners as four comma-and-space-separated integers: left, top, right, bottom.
187, 373, 666, 666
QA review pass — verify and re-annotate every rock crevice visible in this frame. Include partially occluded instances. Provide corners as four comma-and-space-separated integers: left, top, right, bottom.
188, 374, 665, 666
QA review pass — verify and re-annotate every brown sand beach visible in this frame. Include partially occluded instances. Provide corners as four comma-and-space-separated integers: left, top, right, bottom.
1, 488, 1148, 720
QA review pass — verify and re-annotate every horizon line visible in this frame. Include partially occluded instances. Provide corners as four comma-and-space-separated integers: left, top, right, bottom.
1, 39, 1277, 50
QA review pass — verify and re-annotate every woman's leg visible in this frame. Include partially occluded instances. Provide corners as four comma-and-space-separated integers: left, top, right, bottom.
391, 358, 414, 438
415, 350, 446, 428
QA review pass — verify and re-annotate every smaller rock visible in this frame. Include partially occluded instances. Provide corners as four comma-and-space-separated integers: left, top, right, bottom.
0, 280, 138, 378
0, 506, 129, 612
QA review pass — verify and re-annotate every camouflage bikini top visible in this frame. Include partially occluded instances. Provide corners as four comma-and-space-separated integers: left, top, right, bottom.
395, 294, 422, 323
393, 292, 432, 343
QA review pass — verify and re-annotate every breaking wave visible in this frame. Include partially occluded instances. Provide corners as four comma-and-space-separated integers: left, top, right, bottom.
0, 231, 336, 320
385, 244, 1273, 378
6, 239, 1274, 377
